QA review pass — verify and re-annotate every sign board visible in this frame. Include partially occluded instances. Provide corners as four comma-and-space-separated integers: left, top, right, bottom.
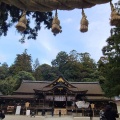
15, 106, 21, 115
117, 106, 120, 114
26, 110, 30, 116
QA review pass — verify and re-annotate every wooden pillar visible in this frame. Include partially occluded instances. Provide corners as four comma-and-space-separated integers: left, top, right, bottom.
53, 92, 54, 108
43, 93, 45, 108
66, 93, 67, 109
75, 93, 77, 114
38, 99, 40, 106
82, 108, 84, 116
44, 93, 46, 109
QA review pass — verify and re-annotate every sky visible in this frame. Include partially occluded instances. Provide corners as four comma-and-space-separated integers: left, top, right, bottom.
0, 0, 118, 67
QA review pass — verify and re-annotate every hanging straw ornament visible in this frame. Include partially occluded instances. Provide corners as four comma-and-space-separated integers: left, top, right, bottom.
51, 10, 62, 35
110, 1, 120, 26
16, 11, 27, 32
80, 9, 88, 32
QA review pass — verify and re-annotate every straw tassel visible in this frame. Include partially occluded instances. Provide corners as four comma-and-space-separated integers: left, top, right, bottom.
80, 9, 88, 32
16, 11, 27, 32
51, 10, 62, 35
110, 1, 120, 26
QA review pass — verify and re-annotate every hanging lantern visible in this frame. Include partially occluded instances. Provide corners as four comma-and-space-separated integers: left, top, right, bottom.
80, 9, 88, 32
16, 11, 27, 32
110, 1, 120, 26
51, 10, 62, 35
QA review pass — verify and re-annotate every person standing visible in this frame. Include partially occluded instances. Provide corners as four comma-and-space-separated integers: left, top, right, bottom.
104, 105, 119, 120
59, 110, 61, 117
42, 109, 45, 116
89, 107, 93, 120
30, 110, 35, 117
99, 108, 105, 120
0, 110, 5, 120
51, 108, 54, 116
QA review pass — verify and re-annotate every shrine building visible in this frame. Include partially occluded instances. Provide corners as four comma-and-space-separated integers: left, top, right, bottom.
0, 76, 115, 116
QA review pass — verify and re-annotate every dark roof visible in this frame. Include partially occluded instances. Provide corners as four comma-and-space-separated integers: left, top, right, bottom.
14, 80, 104, 95
71, 82, 104, 95
0, 95, 35, 99
14, 81, 49, 94
86, 96, 111, 101
45, 76, 76, 88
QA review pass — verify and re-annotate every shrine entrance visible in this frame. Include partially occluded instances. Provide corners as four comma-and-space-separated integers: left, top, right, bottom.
54, 101, 66, 108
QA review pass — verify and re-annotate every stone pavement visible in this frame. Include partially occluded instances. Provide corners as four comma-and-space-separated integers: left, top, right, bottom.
4, 115, 120, 120
4, 115, 44, 120
0, 115, 92, 120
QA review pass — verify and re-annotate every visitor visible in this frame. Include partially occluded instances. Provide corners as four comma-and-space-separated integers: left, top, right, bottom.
104, 105, 119, 120
0, 110, 5, 120
59, 110, 61, 117
89, 107, 93, 120
31, 110, 35, 117
72, 109, 73, 116
42, 109, 45, 116
51, 108, 54, 116
99, 108, 105, 120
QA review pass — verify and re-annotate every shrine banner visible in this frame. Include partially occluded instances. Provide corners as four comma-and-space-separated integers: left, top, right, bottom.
54, 96, 66, 101
76, 101, 90, 108
46, 95, 75, 101
26, 110, 30, 116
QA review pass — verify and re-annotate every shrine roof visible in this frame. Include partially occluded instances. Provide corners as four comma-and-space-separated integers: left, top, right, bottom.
14, 80, 104, 95
0, 94, 35, 99
86, 96, 112, 101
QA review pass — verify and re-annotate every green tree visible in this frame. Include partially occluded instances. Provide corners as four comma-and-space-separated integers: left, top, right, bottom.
0, 76, 17, 95
52, 50, 98, 82
33, 65, 43, 80
99, 27, 120, 97
0, 2, 53, 43
33, 63, 60, 81
0, 71, 35, 95
51, 51, 69, 75
97, 57, 108, 84
40, 64, 57, 81
78, 52, 97, 81
0, 62, 9, 80
9, 49, 32, 75
63, 61, 83, 82
14, 71, 35, 89
79, 52, 96, 69
33, 58, 40, 71
51, 51, 69, 67
68, 50, 79, 62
